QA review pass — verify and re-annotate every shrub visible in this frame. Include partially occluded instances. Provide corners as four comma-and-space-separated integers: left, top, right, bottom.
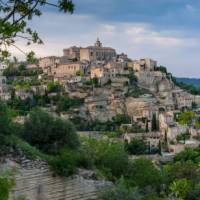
23, 109, 80, 154
99, 178, 142, 200
0, 171, 15, 200
127, 158, 162, 191
57, 96, 83, 112
47, 82, 63, 93
0, 101, 12, 136
49, 149, 79, 176
125, 139, 149, 155
81, 139, 129, 180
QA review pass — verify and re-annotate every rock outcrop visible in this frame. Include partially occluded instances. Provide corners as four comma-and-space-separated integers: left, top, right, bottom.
0, 156, 110, 200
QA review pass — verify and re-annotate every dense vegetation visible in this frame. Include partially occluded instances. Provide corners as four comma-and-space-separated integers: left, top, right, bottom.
176, 78, 200, 89
173, 77, 200, 95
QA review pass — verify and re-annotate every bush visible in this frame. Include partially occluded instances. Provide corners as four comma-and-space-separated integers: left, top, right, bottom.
0, 171, 15, 200
99, 178, 142, 200
23, 109, 80, 154
49, 149, 79, 176
125, 139, 149, 155
127, 158, 162, 191
81, 139, 129, 180
0, 101, 12, 136
47, 82, 63, 93
57, 96, 83, 112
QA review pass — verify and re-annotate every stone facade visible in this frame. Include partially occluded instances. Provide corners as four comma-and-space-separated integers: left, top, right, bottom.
80, 39, 116, 62
39, 56, 60, 73
63, 46, 80, 60
172, 89, 194, 109
133, 58, 157, 72
53, 62, 88, 77
90, 66, 110, 85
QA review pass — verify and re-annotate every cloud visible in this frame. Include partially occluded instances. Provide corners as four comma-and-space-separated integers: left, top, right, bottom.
8, 9, 200, 78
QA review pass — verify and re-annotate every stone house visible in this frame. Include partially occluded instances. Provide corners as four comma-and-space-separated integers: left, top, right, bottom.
39, 56, 60, 74
172, 89, 193, 109
52, 62, 88, 77
63, 46, 80, 60
133, 58, 157, 72
90, 66, 110, 85
167, 124, 188, 140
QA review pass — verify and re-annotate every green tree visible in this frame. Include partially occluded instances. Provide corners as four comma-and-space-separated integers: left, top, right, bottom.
82, 139, 129, 180
23, 109, 79, 154
99, 178, 142, 200
128, 158, 162, 191
170, 179, 191, 200
151, 113, 159, 131
0, 0, 74, 60
47, 82, 63, 93
177, 111, 195, 126
125, 139, 148, 155
0, 101, 12, 137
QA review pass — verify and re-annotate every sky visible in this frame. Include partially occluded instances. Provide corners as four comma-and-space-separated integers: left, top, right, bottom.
11, 0, 200, 78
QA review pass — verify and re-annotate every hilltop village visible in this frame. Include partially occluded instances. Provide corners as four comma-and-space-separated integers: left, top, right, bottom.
1, 39, 200, 200
1, 38, 200, 156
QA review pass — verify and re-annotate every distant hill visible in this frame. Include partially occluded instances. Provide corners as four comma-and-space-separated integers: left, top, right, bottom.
176, 77, 200, 89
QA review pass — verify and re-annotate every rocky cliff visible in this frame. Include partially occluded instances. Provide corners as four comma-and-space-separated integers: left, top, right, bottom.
0, 157, 109, 200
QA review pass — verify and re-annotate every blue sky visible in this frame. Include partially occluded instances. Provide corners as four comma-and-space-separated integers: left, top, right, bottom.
13, 0, 200, 77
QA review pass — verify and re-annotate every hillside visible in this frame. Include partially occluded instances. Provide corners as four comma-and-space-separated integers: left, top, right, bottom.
176, 77, 200, 89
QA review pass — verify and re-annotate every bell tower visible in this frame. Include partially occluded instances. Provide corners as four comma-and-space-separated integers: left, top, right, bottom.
95, 37, 102, 47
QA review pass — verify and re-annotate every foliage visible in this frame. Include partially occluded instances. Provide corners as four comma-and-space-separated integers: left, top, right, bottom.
0, 171, 15, 200
154, 66, 168, 74
57, 96, 83, 112
128, 70, 138, 84
0, 0, 74, 61
81, 139, 129, 180
47, 82, 63, 93
49, 149, 79, 176
3, 64, 42, 77
23, 109, 79, 154
151, 113, 159, 131
177, 111, 195, 126
125, 139, 149, 155
71, 114, 130, 132
0, 100, 12, 137
7, 97, 36, 115
172, 78, 200, 95
173, 147, 200, 163
170, 178, 191, 200
99, 178, 142, 200
127, 158, 162, 191
176, 131, 190, 143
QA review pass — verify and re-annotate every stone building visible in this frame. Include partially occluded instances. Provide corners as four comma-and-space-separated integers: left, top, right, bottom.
172, 89, 193, 109
63, 46, 80, 60
52, 62, 88, 77
80, 38, 116, 62
39, 56, 60, 73
90, 66, 110, 85
133, 58, 157, 72
125, 97, 158, 122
